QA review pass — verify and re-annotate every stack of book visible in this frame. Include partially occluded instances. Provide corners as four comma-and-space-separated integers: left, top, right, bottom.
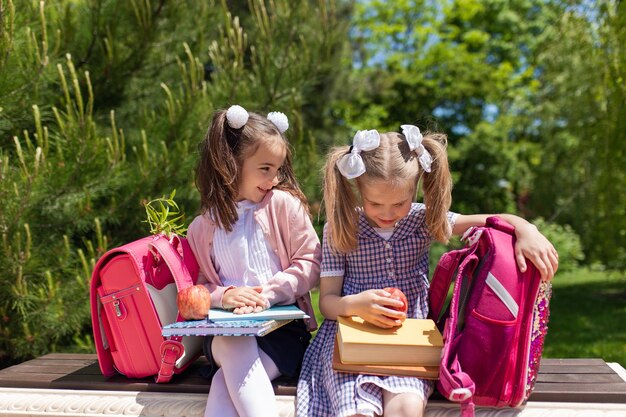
162, 305, 309, 337
333, 316, 443, 378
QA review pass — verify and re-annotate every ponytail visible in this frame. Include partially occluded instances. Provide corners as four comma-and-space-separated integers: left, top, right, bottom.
421, 133, 453, 243
322, 147, 360, 253
195, 111, 240, 232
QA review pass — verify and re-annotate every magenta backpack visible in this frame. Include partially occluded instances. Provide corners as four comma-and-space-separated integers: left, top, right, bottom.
428, 216, 552, 416
90, 234, 202, 383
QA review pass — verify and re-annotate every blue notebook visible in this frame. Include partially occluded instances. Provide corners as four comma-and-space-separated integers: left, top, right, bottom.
162, 318, 292, 337
207, 305, 309, 322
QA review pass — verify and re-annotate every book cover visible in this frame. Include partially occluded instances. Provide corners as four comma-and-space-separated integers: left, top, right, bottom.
207, 305, 309, 322
336, 316, 443, 366
162, 318, 292, 337
332, 336, 439, 379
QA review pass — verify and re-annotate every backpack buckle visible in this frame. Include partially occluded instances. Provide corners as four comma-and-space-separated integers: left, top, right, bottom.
160, 340, 184, 370
449, 387, 473, 402
462, 227, 483, 246
156, 340, 184, 383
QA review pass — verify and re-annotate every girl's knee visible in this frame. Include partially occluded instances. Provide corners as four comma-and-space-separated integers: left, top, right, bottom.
382, 392, 425, 417
211, 335, 258, 363
210, 336, 228, 360
213, 334, 253, 351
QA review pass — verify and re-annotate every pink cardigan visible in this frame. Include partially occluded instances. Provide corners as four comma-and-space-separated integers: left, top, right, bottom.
187, 190, 321, 331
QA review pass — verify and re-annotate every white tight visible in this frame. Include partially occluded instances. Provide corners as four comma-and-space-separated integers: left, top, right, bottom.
203, 336, 281, 417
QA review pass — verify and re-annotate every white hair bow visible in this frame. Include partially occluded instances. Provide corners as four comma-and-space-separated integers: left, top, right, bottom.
401, 124, 432, 172
267, 111, 289, 133
226, 105, 249, 129
336, 130, 380, 179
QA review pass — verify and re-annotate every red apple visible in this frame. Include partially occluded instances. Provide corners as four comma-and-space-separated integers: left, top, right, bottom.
383, 287, 408, 322
177, 285, 211, 320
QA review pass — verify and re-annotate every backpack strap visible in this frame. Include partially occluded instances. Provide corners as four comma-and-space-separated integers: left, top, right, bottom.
155, 339, 185, 383
90, 251, 119, 378
486, 215, 515, 235
429, 244, 478, 323
439, 357, 476, 417
148, 234, 195, 292
148, 234, 195, 383
429, 248, 467, 321
437, 251, 480, 417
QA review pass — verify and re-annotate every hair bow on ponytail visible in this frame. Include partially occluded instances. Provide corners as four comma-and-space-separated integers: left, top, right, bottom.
267, 111, 289, 133
401, 124, 432, 172
336, 130, 380, 179
226, 105, 249, 129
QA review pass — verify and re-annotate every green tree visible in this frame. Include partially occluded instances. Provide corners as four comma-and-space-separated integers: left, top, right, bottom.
0, 0, 348, 365
343, 1, 625, 268
530, 1, 626, 268
338, 0, 562, 215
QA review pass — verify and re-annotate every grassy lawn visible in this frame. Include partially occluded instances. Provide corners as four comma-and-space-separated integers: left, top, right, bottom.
309, 268, 626, 367
543, 268, 625, 366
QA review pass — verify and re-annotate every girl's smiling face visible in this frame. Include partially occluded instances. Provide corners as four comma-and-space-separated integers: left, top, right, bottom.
359, 179, 415, 228
236, 135, 286, 203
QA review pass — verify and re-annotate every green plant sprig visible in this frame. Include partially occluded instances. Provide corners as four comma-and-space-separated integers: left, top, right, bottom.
143, 190, 187, 238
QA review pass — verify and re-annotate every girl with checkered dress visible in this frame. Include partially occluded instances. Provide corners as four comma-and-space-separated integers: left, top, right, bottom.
297, 126, 558, 417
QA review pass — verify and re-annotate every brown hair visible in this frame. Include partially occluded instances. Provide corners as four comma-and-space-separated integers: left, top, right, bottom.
196, 109, 308, 231
323, 130, 453, 253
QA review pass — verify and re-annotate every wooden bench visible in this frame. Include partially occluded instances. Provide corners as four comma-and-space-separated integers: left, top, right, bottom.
0, 354, 625, 416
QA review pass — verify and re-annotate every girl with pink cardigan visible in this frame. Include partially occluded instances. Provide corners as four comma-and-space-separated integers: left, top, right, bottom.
184, 105, 320, 417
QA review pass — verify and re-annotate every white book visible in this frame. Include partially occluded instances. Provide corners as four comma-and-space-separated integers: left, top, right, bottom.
207, 305, 309, 322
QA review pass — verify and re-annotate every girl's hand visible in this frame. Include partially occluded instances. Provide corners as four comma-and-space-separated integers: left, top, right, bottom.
222, 286, 269, 311
232, 304, 267, 314
350, 289, 407, 329
514, 223, 559, 281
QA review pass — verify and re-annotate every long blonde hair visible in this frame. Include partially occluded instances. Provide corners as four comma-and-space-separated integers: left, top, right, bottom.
323, 130, 452, 253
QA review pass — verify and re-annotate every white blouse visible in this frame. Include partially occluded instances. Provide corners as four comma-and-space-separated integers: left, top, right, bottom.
374, 226, 395, 241
211, 201, 282, 287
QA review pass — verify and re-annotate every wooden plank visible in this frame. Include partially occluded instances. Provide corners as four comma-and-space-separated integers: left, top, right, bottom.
50, 371, 298, 395
10, 356, 606, 375
532, 359, 626, 403
530, 382, 626, 403
533, 382, 626, 394
540, 358, 607, 367
537, 372, 624, 384
39, 353, 98, 360
55, 374, 209, 394
0, 368, 298, 396
1, 354, 624, 404
0, 363, 100, 375
539, 364, 615, 374
0, 354, 297, 396
0, 374, 56, 388
2, 358, 98, 370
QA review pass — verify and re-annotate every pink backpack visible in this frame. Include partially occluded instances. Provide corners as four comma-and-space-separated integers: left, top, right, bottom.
428, 216, 552, 416
90, 234, 202, 383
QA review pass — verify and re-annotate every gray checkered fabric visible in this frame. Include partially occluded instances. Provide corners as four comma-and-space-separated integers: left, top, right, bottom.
297, 203, 458, 417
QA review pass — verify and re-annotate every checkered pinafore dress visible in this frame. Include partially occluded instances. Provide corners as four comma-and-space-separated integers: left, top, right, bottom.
297, 203, 457, 417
